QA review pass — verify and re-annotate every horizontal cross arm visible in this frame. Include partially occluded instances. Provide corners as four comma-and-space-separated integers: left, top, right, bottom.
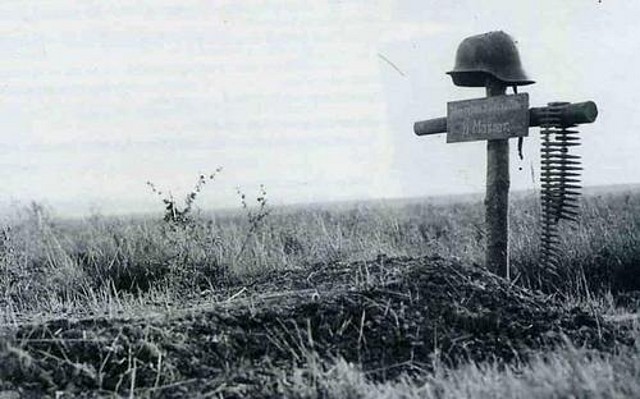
414, 101, 598, 136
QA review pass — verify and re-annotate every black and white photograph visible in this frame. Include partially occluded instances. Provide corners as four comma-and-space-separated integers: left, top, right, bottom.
1, 1, 639, 397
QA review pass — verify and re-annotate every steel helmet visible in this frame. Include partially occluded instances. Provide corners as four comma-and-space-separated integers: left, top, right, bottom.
447, 31, 534, 87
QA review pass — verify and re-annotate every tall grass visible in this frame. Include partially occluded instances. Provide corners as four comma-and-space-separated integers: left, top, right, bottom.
278, 340, 640, 399
2, 189, 640, 315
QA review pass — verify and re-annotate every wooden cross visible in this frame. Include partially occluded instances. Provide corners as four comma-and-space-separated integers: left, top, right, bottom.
413, 77, 597, 279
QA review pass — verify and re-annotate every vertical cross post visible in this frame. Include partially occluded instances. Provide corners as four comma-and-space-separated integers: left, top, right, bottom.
484, 78, 509, 279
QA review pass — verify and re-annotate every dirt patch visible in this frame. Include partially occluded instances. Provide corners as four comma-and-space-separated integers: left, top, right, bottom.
1, 255, 636, 397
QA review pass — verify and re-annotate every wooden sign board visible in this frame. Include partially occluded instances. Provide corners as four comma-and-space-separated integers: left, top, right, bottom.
446, 93, 529, 143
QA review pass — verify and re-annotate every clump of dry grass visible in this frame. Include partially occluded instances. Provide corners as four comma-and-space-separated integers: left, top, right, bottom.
509, 191, 640, 296
279, 340, 640, 399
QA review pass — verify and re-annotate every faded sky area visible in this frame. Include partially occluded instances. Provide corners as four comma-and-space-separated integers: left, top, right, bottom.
1, 1, 638, 216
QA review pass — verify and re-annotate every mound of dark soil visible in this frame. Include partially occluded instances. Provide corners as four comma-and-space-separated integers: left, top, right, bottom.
1, 255, 636, 397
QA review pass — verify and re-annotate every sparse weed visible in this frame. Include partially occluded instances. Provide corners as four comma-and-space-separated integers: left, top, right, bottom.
234, 184, 271, 267
147, 167, 223, 225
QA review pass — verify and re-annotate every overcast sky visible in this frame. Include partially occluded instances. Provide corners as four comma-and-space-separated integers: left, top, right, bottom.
1, 1, 637, 216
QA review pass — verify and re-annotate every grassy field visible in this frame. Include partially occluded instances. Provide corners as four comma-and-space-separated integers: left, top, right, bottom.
1, 187, 640, 397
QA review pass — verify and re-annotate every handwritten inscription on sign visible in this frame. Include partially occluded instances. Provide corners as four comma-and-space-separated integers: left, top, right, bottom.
446, 93, 529, 143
